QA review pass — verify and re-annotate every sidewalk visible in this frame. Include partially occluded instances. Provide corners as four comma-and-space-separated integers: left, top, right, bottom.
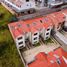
22, 43, 60, 63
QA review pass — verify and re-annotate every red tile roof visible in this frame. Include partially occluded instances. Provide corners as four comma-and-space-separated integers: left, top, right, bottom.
61, 9, 67, 15
52, 12, 65, 23
8, 10, 66, 39
8, 22, 24, 39
47, 12, 65, 26
28, 48, 67, 67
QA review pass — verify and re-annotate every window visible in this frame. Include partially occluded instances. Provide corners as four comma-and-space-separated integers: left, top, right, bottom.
47, 28, 50, 31
40, 20, 42, 23
26, 0, 29, 2
46, 37, 48, 39
18, 37, 22, 40
45, 18, 48, 22
34, 41, 37, 44
18, 41, 23, 45
34, 33, 38, 36
33, 22, 36, 26
46, 33, 49, 35
57, 58, 61, 64
34, 37, 37, 40
18, 24, 22, 27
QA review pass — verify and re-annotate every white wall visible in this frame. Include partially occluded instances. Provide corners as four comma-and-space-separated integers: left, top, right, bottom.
15, 35, 25, 48
43, 26, 52, 40
29, 31, 39, 44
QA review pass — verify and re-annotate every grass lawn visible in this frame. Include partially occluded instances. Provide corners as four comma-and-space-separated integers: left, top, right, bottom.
0, 4, 13, 26
0, 4, 24, 67
0, 29, 24, 67
44, 38, 54, 44
33, 42, 40, 47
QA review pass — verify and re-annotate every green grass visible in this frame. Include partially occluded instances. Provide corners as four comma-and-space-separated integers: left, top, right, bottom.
0, 29, 24, 67
0, 4, 24, 67
44, 38, 54, 44
0, 4, 13, 26
33, 42, 40, 47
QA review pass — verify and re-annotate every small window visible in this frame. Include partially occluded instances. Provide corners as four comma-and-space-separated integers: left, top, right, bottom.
47, 28, 50, 31
34, 33, 38, 36
33, 22, 36, 26
45, 18, 48, 22
34, 37, 37, 40
40, 20, 42, 23
26, 0, 29, 2
57, 59, 61, 64
34, 41, 37, 44
46, 33, 49, 35
46, 37, 48, 39
18, 41, 23, 45
18, 24, 22, 27
18, 37, 22, 40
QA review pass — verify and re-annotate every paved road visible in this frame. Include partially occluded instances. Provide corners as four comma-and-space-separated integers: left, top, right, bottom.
18, 7, 61, 20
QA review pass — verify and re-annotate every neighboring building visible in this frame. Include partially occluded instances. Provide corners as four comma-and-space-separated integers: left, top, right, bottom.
47, 12, 65, 31
60, 9, 67, 31
48, 0, 63, 7
28, 48, 67, 67
63, 0, 67, 3
3, 0, 35, 13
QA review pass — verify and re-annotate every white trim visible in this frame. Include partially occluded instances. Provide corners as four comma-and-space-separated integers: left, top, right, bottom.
62, 56, 67, 64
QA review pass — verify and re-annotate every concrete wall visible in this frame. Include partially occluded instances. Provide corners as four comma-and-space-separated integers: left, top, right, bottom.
54, 32, 67, 51
15, 35, 25, 48
29, 31, 39, 44
42, 26, 52, 40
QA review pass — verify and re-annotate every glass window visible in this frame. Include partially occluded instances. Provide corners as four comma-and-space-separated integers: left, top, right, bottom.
47, 28, 50, 31
18, 41, 23, 45
40, 20, 43, 23
57, 59, 61, 64
34, 33, 38, 36
46, 37, 48, 39
46, 33, 49, 35
18, 37, 22, 40
26, 0, 29, 2
34, 37, 37, 40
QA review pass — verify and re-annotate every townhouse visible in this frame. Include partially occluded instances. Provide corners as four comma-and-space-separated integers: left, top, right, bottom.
24, 20, 40, 45
60, 9, 67, 31
33, 17, 53, 40
8, 17, 53, 48
46, 11, 65, 31
8, 9, 67, 48
28, 48, 67, 67
8, 22, 26, 49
